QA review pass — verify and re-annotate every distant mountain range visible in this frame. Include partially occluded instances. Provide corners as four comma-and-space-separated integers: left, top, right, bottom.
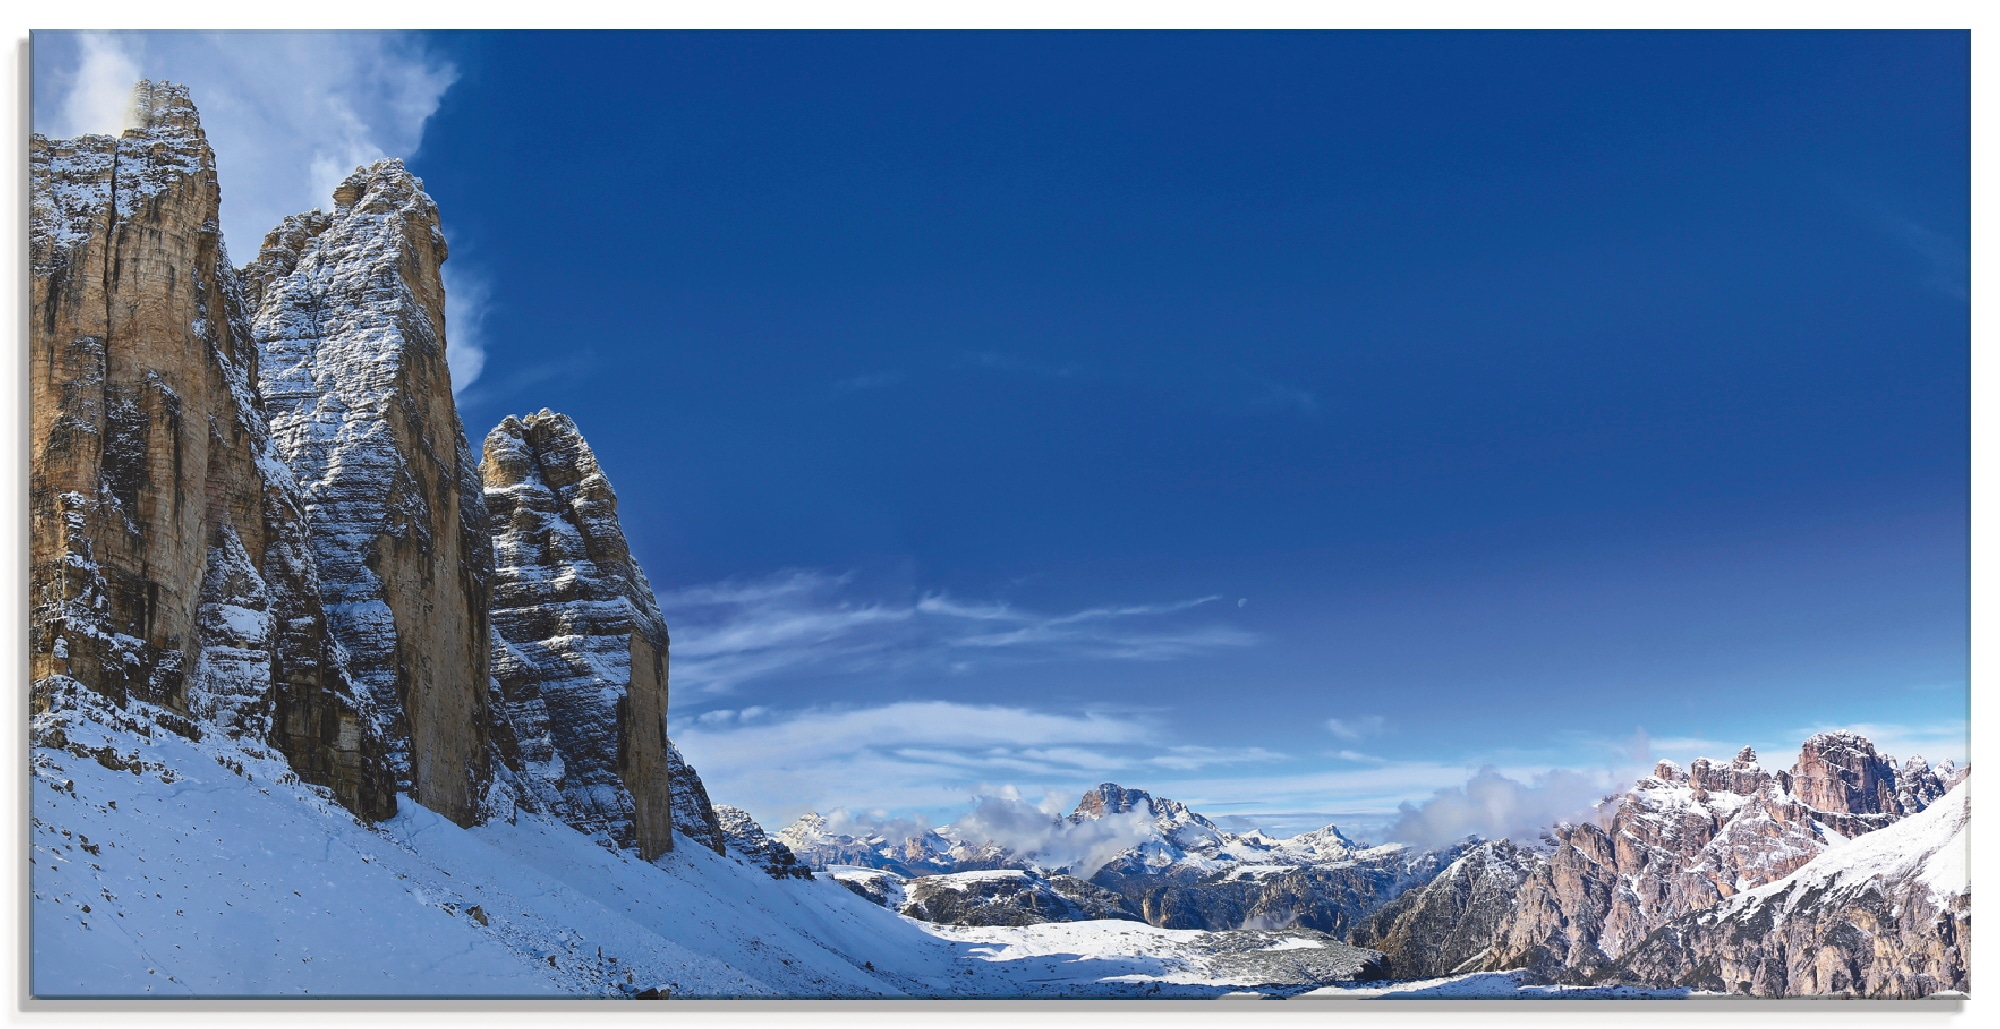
27, 80, 1968, 1000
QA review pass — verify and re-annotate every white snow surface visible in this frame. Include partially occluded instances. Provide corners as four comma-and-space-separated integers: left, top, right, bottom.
1301, 970, 1688, 1000
32, 683, 1381, 999
1714, 776, 1971, 920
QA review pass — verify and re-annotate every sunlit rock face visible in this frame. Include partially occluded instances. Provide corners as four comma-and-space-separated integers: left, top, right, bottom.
29, 80, 394, 820
1478, 735, 1958, 979
1614, 779, 1969, 998
482, 409, 721, 860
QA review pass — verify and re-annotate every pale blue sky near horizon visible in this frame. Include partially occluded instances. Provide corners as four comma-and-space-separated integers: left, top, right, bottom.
32, 29, 1969, 842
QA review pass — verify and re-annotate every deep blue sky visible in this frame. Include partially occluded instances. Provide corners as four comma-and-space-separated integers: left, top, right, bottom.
37, 30, 1968, 830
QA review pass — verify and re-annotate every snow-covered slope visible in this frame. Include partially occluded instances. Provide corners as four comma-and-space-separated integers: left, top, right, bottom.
31, 679, 1389, 998
1612, 778, 1970, 997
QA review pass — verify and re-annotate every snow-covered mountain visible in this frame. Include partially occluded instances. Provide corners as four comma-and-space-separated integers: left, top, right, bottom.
1344, 734, 1968, 989
1614, 777, 1970, 997
781, 783, 1460, 936
25, 79, 1969, 1001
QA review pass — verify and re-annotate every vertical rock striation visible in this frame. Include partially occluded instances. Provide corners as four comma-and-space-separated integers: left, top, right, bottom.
28, 81, 394, 819
1476, 736, 1955, 979
481, 410, 721, 860
248, 160, 497, 827
1346, 840, 1545, 979
1614, 778, 1969, 997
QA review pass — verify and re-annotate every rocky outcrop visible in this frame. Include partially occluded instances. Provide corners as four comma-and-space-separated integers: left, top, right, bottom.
28, 81, 394, 819
1346, 840, 1544, 978
1480, 736, 1958, 979
480, 409, 687, 858
1614, 778, 1969, 997
1786, 731, 1943, 816
248, 159, 497, 827
714, 805, 812, 879
898, 870, 1140, 926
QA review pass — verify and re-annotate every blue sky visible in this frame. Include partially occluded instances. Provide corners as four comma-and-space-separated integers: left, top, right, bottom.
35, 30, 1969, 840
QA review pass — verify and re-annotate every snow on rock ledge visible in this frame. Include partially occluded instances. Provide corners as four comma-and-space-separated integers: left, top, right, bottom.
482, 409, 722, 859
249, 159, 497, 827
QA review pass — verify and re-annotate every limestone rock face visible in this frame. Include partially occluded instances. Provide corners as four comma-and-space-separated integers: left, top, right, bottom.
28, 81, 394, 819
1346, 840, 1544, 979
249, 160, 495, 827
481, 409, 724, 859
1614, 779, 1969, 997
1787, 731, 1940, 816
714, 805, 813, 879
1481, 736, 1958, 979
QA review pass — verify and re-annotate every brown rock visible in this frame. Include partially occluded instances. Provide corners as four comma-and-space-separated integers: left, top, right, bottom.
28, 81, 395, 820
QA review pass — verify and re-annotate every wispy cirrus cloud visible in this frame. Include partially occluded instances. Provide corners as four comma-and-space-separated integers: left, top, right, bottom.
1881, 215, 1969, 302
831, 370, 905, 394
654, 570, 1259, 695
671, 700, 1290, 829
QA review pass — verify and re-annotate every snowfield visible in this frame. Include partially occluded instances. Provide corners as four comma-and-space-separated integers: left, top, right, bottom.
31, 682, 1398, 1000
1301, 970, 1689, 999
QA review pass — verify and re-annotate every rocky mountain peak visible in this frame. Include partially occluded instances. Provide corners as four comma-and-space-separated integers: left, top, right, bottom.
483, 408, 718, 860
126, 79, 203, 135
1071, 783, 1151, 819
250, 148, 497, 827
29, 80, 395, 819
1789, 730, 1900, 815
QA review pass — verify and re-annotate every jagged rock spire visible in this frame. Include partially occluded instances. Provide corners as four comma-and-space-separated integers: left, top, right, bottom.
29, 80, 395, 819
483, 409, 722, 859
250, 158, 496, 826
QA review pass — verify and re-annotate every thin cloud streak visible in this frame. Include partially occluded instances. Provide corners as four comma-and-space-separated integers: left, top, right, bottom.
654, 570, 1259, 695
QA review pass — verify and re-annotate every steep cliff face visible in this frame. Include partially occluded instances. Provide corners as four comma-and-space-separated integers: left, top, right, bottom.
28, 80, 394, 820
1614, 778, 1969, 997
1345, 840, 1544, 979
1483, 736, 1956, 978
482, 409, 723, 859
248, 161, 495, 827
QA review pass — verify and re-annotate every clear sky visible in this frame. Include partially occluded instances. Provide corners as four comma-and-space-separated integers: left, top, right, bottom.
34, 30, 1969, 840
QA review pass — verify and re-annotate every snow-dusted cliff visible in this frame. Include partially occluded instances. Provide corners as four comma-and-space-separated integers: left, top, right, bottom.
28, 80, 395, 821
1485, 736, 1958, 976
1614, 778, 1970, 997
481, 410, 697, 859
248, 159, 498, 826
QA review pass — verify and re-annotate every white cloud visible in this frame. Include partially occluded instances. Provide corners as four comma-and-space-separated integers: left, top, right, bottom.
1325, 715, 1387, 740
54, 33, 143, 137
655, 570, 1258, 695
1382, 766, 1622, 850
672, 700, 1163, 824
34, 30, 458, 268
440, 264, 490, 391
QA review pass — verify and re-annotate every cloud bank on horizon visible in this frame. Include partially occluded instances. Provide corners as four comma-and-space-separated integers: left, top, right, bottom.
32, 30, 487, 391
